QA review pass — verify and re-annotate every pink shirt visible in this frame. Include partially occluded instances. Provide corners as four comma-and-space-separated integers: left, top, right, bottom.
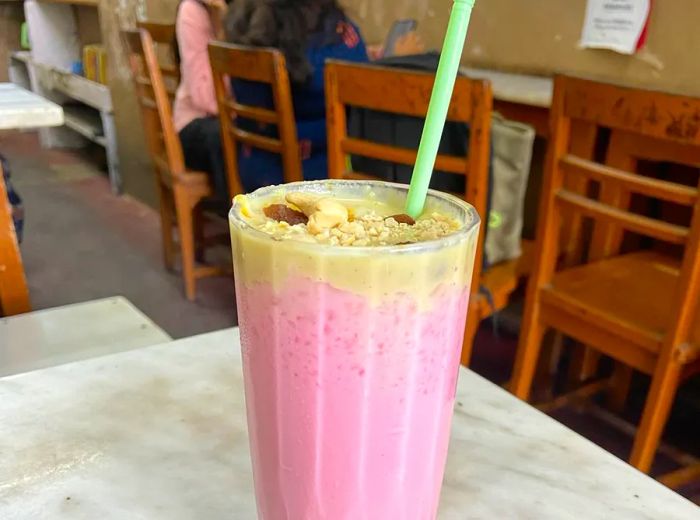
173, 0, 218, 132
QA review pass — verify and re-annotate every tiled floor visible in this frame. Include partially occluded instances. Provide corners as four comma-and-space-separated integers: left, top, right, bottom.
2, 131, 236, 339
2, 131, 698, 503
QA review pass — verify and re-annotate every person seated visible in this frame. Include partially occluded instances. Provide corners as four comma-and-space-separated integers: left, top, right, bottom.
173, 0, 230, 202
224, 0, 423, 192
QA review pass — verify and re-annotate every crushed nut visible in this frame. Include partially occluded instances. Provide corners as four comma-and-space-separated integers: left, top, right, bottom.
263, 204, 308, 225
388, 213, 416, 225
307, 199, 349, 234
285, 192, 321, 216
256, 192, 460, 246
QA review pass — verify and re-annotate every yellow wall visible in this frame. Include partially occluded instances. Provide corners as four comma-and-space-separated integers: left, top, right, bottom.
106, 0, 700, 204
344, 0, 700, 96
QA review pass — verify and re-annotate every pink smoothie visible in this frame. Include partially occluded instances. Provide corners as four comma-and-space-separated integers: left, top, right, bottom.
230, 180, 479, 519
236, 275, 469, 519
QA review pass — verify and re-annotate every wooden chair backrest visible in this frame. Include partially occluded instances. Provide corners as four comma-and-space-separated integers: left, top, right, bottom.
122, 28, 185, 185
136, 21, 180, 103
325, 60, 492, 286
538, 75, 700, 348
208, 42, 302, 200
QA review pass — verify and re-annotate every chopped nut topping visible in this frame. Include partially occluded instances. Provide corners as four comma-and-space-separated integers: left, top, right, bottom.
285, 192, 320, 216
388, 213, 416, 225
307, 198, 348, 234
282, 193, 350, 234
263, 204, 308, 225
252, 192, 460, 246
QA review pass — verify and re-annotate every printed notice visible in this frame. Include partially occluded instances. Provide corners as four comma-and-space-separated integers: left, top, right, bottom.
580, 0, 651, 54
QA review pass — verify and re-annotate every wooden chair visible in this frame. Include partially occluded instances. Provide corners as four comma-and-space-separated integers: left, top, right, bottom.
122, 28, 227, 301
0, 163, 30, 316
136, 22, 207, 277
136, 21, 176, 49
208, 42, 302, 201
325, 60, 530, 366
511, 75, 700, 473
136, 21, 180, 103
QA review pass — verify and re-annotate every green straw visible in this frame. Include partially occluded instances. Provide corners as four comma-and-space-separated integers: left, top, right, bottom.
405, 0, 477, 218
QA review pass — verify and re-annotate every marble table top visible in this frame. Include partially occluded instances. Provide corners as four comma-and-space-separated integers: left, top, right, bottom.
460, 68, 553, 108
1, 328, 697, 519
0, 297, 171, 378
0, 83, 64, 130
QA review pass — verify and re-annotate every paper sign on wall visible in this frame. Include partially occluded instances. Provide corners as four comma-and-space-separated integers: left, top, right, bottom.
580, 0, 652, 54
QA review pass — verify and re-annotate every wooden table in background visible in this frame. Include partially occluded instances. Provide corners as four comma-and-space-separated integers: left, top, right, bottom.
0, 83, 64, 130
0, 82, 63, 316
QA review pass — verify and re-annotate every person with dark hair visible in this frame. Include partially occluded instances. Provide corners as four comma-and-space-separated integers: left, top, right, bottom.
173, 0, 231, 202
224, 0, 422, 191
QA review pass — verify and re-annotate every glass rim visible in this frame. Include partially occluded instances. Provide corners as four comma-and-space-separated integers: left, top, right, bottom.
229, 180, 480, 255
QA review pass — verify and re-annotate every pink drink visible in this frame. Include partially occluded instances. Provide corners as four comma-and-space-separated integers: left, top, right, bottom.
230, 181, 479, 519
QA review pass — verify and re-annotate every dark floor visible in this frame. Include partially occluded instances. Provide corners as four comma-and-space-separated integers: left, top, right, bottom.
3, 131, 699, 503
3, 131, 236, 338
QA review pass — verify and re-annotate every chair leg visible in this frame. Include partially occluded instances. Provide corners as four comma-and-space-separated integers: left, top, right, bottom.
530, 330, 561, 403
158, 189, 176, 272
510, 299, 546, 400
460, 301, 481, 366
580, 348, 602, 380
607, 363, 633, 413
193, 204, 205, 263
567, 344, 602, 387
629, 359, 682, 473
174, 190, 198, 302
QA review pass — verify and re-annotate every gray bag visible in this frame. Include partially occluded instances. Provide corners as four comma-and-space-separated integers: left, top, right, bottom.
485, 113, 535, 266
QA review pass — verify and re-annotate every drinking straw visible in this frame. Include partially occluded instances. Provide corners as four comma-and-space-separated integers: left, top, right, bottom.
405, 0, 477, 218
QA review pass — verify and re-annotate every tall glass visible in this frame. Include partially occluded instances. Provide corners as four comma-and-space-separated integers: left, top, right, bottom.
230, 180, 480, 519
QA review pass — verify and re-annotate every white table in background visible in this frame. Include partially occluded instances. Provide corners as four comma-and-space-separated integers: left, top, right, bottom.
461, 67, 553, 137
461, 67, 553, 108
0, 296, 171, 377
1, 328, 697, 519
0, 83, 64, 130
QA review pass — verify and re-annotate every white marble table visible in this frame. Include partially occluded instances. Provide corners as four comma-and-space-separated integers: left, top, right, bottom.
0, 296, 171, 377
1, 328, 697, 519
460, 68, 552, 137
461, 68, 553, 108
0, 82, 64, 130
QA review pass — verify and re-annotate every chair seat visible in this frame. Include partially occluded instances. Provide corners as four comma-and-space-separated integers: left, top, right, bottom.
161, 169, 214, 200
541, 251, 699, 360
175, 169, 211, 187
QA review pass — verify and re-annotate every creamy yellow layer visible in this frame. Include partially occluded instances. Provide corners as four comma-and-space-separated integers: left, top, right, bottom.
230, 222, 477, 304
230, 181, 480, 303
